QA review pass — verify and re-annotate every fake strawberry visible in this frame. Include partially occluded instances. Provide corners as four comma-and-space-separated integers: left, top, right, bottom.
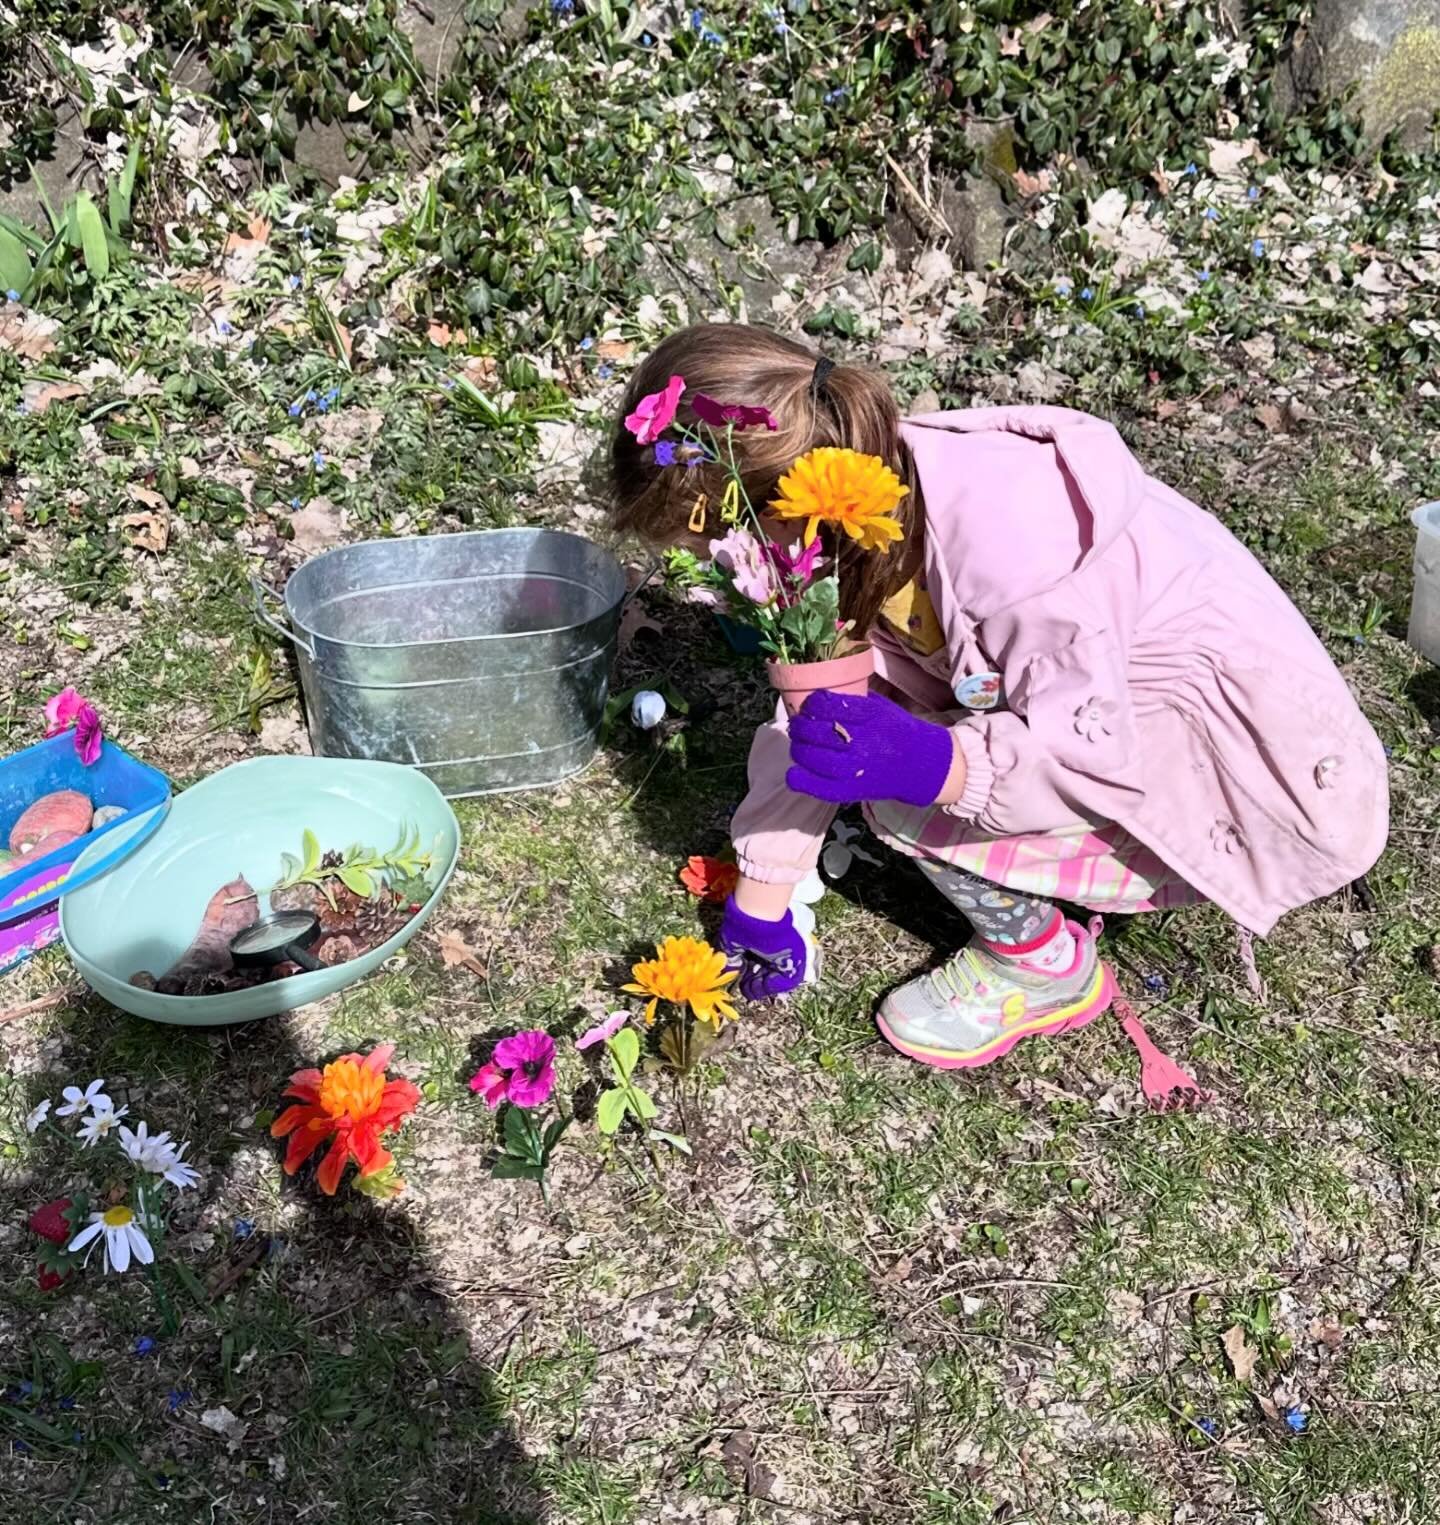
28, 1198, 73, 1247
36, 1264, 69, 1293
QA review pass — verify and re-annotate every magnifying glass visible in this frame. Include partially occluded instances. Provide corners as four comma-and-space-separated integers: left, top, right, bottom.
230, 911, 323, 973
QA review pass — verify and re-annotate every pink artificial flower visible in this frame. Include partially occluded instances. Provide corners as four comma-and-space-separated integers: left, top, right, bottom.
768, 538, 824, 589
73, 703, 103, 766
44, 686, 104, 765
468, 1062, 508, 1109
685, 586, 724, 609
692, 394, 779, 432
576, 1011, 629, 1052
624, 375, 685, 446
43, 687, 86, 737
710, 528, 780, 607
492, 1030, 557, 1109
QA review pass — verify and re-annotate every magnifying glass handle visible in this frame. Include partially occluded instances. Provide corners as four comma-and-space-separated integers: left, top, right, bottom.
286, 945, 324, 973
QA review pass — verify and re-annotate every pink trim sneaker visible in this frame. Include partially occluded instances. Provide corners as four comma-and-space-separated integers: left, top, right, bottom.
876, 917, 1115, 1070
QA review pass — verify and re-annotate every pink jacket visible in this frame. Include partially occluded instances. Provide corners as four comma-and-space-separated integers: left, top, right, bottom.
731, 405, 1388, 935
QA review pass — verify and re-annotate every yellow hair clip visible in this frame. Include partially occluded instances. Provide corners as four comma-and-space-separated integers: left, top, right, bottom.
687, 494, 708, 534
720, 479, 742, 525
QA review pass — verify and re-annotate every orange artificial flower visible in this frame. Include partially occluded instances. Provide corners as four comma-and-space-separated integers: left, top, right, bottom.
679, 855, 740, 904
769, 446, 907, 552
270, 1042, 421, 1196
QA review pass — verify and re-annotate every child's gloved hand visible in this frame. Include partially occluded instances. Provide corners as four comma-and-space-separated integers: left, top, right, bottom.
786, 690, 954, 807
718, 897, 808, 1000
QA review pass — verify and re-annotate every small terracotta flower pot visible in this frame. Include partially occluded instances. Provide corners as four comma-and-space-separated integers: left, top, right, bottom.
767, 645, 875, 718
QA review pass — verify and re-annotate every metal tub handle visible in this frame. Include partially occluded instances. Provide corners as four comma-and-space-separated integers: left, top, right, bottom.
250, 574, 315, 658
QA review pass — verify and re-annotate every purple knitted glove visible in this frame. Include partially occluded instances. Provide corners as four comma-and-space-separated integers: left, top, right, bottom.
786, 690, 954, 807
718, 897, 807, 1001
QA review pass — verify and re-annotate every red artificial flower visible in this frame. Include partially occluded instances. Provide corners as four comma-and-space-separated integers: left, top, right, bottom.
679, 855, 740, 904
691, 393, 779, 432
28, 1198, 73, 1247
468, 1060, 508, 1110
270, 1043, 420, 1196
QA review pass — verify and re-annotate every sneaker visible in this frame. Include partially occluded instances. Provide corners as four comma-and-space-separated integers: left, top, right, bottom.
876, 918, 1113, 1069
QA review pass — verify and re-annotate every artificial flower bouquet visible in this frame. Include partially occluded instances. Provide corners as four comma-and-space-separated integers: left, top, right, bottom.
625, 375, 907, 705
24, 1079, 200, 1290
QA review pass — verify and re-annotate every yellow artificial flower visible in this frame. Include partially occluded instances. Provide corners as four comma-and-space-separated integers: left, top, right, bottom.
624, 935, 739, 1029
769, 447, 908, 552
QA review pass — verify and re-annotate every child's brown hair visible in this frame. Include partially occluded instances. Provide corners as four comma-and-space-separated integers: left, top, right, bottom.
611, 323, 924, 635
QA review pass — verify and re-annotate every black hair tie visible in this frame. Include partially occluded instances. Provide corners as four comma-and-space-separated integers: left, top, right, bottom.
810, 355, 836, 400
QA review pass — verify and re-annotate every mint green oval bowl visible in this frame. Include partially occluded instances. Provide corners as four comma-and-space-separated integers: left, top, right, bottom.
60, 756, 460, 1026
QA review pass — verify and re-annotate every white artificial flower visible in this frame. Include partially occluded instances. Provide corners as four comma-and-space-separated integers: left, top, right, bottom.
67, 1205, 154, 1274
159, 1141, 201, 1192
77, 1102, 130, 1148
24, 1099, 51, 1134
56, 1079, 111, 1117
118, 1121, 175, 1172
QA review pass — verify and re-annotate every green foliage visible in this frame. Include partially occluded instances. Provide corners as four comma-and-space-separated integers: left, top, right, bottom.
595, 1026, 658, 1134
274, 825, 435, 903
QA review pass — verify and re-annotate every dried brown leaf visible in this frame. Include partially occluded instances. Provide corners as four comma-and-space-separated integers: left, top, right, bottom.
438, 928, 487, 978
596, 339, 634, 362
1308, 1315, 1345, 1351
225, 215, 271, 254
22, 379, 86, 414
998, 26, 1021, 56
1222, 1324, 1259, 1383
1012, 167, 1051, 198
0, 309, 59, 360
618, 601, 662, 652
1254, 403, 1286, 434
287, 496, 344, 555
121, 510, 170, 555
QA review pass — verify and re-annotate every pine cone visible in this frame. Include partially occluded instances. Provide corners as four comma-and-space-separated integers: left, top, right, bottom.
352, 892, 410, 952
321, 850, 344, 869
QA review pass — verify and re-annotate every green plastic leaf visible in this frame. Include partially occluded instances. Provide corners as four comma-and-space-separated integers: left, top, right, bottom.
502, 1104, 534, 1159
73, 192, 109, 280
0, 226, 31, 296
542, 1115, 571, 1155
610, 1025, 640, 1081
301, 829, 322, 872
109, 138, 139, 234
632, 1085, 658, 1121
596, 1087, 627, 1135
490, 1157, 543, 1182
338, 864, 375, 898
352, 1162, 404, 1200
648, 1129, 692, 1156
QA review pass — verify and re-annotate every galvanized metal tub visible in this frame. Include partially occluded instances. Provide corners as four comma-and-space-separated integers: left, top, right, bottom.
253, 528, 625, 797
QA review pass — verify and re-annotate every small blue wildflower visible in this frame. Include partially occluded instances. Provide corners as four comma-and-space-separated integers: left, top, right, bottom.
641, 30, 654, 45
1252, 239, 1266, 257
824, 86, 849, 105
690, 6, 704, 27
1079, 286, 1095, 301
1197, 1417, 1218, 1437
5, 289, 19, 303
16, 401, 28, 414
700, 26, 722, 43
134, 1336, 155, 1357
1383, 745, 1393, 757
306, 388, 318, 403
71, 1431, 84, 1444
234, 1218, 255, 1239
1204, 207, 1219, 222
1183, 162, 1198, 177
13, 1440, 29, 1454
1133, 303, 1145, 318
167, 1389, 191, 1412
313, 451, 326, 468
579, 336, 594, 351
1143, 972, 1170, 996
58, 1397, 76, 1412
774, 18, 788, 33
217, 319, 233, 335
287, 273, 303, 290
1247, 186, 1260, 201
288, 400, 303, 417
18, 1381, 33, 1397
317, 397, 330, 413
597, 361, 614, 380
325, 385, 340, 403
654, 440, 679, 466
1284, 1409, 1307, 1433
1197, 268, 1211, 283
440, 376, 456, 389
551, 0, 574, 13
1353, 634, 1365, 647
301, 226, 312, 242
154, 1474, 170, 1490
289, 496, 302, 510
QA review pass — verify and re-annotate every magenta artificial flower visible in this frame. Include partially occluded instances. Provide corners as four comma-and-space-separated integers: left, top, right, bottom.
625, 375, 685, 446
44, 686, 104, 765
691, 394, 779, 432
768, 538, 824, 588
492, 1030, 557, 1109
710, 528, 780, 606
468, 1062, 508, 1110
576, 1011, 629, 1052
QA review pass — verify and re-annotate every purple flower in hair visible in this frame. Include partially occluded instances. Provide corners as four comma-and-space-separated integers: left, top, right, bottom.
654, 440, 679, 467
691, 393, 779, 432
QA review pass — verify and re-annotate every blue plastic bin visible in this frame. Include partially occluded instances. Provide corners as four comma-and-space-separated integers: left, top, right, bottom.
714, 613, 763, 655
0, 735, 171, 926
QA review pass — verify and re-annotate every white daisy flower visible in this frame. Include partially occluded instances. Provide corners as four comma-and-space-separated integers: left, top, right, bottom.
67, 1205, 155, 1274
56, 1079, 112, 1117
117, 1121, 174, 1171
24, 1099, 51, 1134
159, 1141, 201, 1191
77, 1103, 130, 1148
